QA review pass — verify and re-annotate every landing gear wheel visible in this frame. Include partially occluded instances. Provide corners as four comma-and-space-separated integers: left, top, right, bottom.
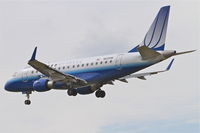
23, 91, 32, 105
67, 89, 77, 96
24, 100, 31, 105
100, 90, 105, 98
72, 90, 77, 96
95, 91, 100, 98
95, 90, 106, 98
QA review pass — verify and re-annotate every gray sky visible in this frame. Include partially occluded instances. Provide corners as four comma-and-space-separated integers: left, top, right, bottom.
0, 0, 199, 133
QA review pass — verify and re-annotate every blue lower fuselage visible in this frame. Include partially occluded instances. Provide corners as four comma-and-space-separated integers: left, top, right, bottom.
5, 61, 153, 92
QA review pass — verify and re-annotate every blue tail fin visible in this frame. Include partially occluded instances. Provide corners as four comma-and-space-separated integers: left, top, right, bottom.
129, 6, 170, 52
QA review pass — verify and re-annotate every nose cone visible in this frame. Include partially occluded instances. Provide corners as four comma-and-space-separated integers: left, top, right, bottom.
4, 79, 16, 92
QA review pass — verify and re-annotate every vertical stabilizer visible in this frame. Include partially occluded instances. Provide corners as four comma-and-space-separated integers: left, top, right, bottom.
129, 6, 170, 52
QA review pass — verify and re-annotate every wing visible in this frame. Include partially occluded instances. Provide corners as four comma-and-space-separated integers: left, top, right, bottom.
119, 59, 174, 81
28, 47, 87, 86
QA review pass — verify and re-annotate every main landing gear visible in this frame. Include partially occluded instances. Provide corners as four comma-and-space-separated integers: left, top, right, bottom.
67, 89, 77, 96
24, 91, 31, 105
95, 89, 106, 98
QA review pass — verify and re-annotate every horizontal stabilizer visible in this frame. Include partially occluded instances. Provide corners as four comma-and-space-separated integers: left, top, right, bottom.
119, 59, 174, 80
166, 58, 174, 70
138, 46, 161, 60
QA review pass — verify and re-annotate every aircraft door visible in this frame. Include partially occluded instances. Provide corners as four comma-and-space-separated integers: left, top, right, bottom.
22, 71, 28, 82
115, 54, 123, 70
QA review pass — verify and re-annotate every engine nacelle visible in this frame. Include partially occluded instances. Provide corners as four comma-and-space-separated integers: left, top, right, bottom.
33, 79, 54, 92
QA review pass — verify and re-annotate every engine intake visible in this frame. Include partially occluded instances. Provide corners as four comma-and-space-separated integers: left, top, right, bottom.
33, 79, 54, 92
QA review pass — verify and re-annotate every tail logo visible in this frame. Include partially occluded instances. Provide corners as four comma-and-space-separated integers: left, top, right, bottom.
129, 6, 170, 53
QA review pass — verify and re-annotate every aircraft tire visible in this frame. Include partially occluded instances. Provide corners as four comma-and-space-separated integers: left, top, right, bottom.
67, 89, 77, 96
95, 90, 100, 98
72, 90, 77, 96
24, 100, 31, 105
95, 90, 106, 98
100, 90, 106, 98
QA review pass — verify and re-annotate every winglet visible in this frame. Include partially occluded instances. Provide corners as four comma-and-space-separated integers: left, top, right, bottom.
30, 47, 37, 61
166, 58, 174, 70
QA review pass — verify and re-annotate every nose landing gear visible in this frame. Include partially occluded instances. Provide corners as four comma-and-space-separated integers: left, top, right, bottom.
23, 91, 31, 105
25, 99, 31, 105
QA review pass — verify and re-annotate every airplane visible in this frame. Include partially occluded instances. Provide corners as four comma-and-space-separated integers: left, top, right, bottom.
4, 6, 195, 105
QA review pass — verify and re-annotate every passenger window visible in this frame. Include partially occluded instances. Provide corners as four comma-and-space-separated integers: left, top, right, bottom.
100, 61, 103, 64
110, 60, 112, 63
105, 61, 107, 64
77, 64, 80, 67
82, 64, 84, 67
67, 66, 70, 69
91, 63, 93, 66
72, 65, 75, 68
86, 63, 89, 66
63, 66, 65, 69
96, 62, 98, 65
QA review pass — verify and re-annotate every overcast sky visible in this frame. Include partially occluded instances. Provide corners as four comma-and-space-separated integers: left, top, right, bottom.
0, 0, 199, 133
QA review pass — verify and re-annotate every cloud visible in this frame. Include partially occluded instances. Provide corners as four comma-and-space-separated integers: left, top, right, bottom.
99, 118, 199, 133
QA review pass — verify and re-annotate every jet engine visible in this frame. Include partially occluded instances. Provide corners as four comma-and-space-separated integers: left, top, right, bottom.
33, 79, 54, 92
